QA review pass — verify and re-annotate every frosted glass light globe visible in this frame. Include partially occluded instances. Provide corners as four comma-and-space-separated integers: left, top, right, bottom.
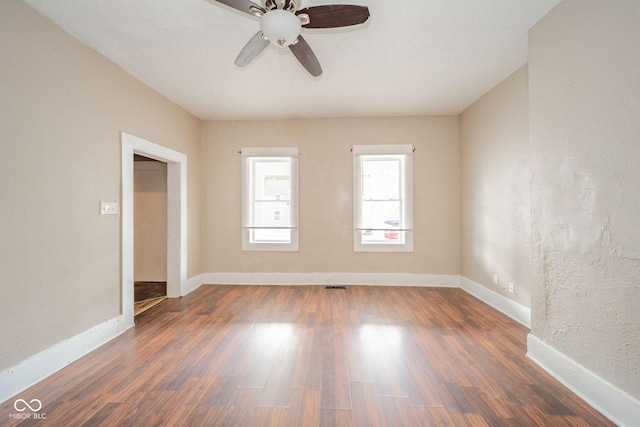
260, 9, 301, 47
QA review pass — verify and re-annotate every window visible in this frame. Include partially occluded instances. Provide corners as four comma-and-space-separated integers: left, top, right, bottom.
353, 145, 413, 252
242, 147, 298, 251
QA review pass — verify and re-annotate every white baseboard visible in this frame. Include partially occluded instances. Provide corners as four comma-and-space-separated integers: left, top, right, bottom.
0, 315, 130, 405
183, 274, 204, 296
203, 272, 460, 288
204, 275, 532, 328
459, 276, 531, 327
527, 334, 640, 427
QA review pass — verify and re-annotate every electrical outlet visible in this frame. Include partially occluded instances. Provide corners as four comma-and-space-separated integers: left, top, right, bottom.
493, 274, 499, 286
508, 282, 515, 293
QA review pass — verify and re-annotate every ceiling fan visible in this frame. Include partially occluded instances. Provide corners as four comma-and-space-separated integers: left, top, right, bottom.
208, 0, 370, 77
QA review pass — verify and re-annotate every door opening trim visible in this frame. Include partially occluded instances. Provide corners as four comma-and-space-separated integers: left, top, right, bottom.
121, 132, 187, 328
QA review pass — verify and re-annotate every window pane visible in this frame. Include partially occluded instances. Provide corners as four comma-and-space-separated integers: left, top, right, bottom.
251, 228, 291, 244
362, 158, 400, 200
361, 230, 405, 244
253, 201, 291, 227
254, 159, 291, 201
361, 200, 400, 230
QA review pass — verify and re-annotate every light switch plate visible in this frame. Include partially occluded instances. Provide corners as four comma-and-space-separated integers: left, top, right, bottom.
100, 201, 118, 215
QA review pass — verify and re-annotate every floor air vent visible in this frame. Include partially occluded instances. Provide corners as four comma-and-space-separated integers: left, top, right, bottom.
325, 285, 347, 290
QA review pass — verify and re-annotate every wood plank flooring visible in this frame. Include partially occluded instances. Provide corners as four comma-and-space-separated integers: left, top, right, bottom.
134, 296, 167, 316
0, 285, 615, 426
134, 281, 168, 315
134, 281, 167, 302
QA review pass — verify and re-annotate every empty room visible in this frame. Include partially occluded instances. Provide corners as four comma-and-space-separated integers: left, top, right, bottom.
1, 0, 638, 426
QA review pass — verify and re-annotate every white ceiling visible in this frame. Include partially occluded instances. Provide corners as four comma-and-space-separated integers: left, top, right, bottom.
21, 0, 560, 121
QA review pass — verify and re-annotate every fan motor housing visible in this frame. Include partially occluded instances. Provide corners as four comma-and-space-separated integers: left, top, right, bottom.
262, 0, 300, 12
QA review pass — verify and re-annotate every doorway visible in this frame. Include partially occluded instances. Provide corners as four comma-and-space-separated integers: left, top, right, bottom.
121, 132, 187, 330
133, 154, 168, 315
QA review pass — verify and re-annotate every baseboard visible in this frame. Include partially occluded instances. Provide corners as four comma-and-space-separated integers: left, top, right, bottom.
0, 273, 205, 406
204, 274, 532, 328
459, 276, 531, 327
203, 272, 460, 288
0, 316, 130, 405
183, 274, 204, 296
527, 334, 640, 427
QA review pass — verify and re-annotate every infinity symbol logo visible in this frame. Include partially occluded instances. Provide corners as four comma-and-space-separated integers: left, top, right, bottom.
14, 399, 42, 412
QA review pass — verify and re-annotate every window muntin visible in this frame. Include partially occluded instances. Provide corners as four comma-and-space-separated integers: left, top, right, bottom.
354, 145, 413, 252
242, 148, 298, 251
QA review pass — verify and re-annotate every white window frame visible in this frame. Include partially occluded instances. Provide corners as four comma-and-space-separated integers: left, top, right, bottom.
242, 147, 299, 251
353, 144, 414, 252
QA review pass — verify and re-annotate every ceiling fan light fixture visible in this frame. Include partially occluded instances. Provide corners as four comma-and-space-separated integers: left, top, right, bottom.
260, 9, 301, 48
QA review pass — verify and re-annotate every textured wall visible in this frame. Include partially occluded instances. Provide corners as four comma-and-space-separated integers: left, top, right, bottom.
202, 117, 460, 275
460, 66, 531, 307
529, 0, 640, 399
0, 0, 201, 371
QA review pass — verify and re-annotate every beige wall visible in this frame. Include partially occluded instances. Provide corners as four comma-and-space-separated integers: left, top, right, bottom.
7, 0, 638, 405
134, 162, 168, 282
0, 0, 201, 371
460, 66, 531, 307
202, 117, 460, 275
529, 0, 640, 399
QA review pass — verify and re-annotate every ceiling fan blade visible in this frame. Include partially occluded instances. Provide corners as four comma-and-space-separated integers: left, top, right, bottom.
207, 0, 265, 16
235, 32, 270, 67
289, 35, 322, 77
296, 5, 370, 29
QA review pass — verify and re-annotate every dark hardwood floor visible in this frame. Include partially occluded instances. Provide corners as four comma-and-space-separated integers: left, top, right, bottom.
1, 285, 614, 426
134, 282, 168, 316
134, 281, 167, 302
